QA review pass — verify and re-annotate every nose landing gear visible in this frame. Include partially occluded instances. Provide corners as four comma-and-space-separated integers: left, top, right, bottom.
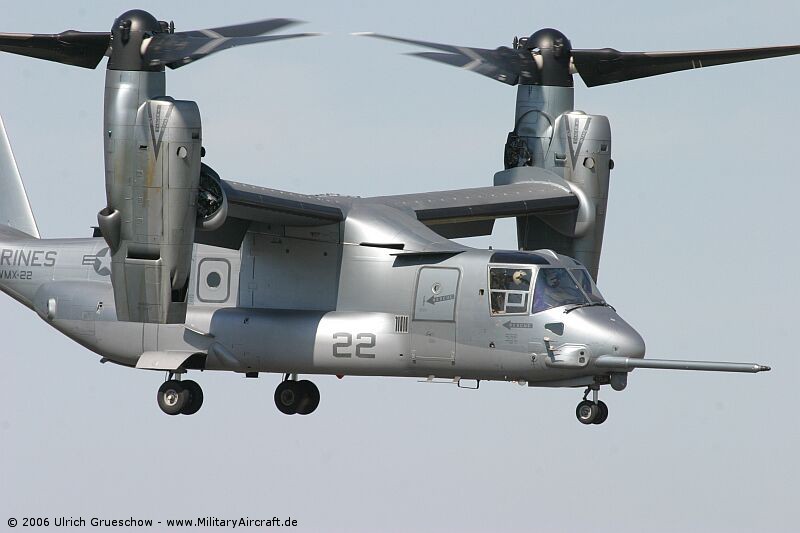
156, 376, 204, 416
576, 385, 608, 425
274, 375, 320, 415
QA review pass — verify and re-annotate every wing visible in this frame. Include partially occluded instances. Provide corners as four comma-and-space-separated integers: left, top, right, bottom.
196, 171, 577, 247
222, 179, 347, 225
369, 180, 578, 238
194, 179, 351, 249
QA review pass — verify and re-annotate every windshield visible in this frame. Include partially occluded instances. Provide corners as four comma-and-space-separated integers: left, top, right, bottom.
570, 268, 605, 303
532, 268, 589, 313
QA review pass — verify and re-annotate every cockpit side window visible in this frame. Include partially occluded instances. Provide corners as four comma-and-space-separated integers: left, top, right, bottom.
532, 268, 588, 313
570, 268, 605, 303
489, 267, 532, 315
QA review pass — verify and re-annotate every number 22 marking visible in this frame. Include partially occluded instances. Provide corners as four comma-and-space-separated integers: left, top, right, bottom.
333, 332, 376, 358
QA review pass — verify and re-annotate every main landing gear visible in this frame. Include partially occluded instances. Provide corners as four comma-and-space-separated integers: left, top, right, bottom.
274, 375, 320, 415
155, 373, 320, 416
576, 385, 608, 425
157, 376, 204, 416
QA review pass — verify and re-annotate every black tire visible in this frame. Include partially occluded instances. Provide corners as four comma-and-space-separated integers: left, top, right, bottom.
296, 380, 320, 415
593, 400, 609, 425
274, 380, 301, 415
157, 380, 189, 416
576, 400, 598, 425
180, 380, 204, 415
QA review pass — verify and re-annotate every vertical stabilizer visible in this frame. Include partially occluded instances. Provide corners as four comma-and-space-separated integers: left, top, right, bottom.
0, 116, 40, 238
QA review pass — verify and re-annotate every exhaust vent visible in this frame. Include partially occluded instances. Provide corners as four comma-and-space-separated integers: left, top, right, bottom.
395, 315, 409, 333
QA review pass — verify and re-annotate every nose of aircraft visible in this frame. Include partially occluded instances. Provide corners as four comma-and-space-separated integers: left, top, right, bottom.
566, 308, 646, 359
609, 315, 646, 359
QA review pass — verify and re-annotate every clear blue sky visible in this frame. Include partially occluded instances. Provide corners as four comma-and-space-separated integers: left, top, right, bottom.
1, 1, 798, 531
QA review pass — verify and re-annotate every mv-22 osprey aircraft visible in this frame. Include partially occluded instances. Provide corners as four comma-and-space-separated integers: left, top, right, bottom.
0, 10, 792, 423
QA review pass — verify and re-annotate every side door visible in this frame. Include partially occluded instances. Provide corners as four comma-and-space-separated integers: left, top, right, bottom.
410, 267, 460, 365
488, 265, 536, 375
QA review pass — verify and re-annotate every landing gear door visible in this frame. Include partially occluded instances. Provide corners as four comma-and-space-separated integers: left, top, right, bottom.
411, 267, 460, 364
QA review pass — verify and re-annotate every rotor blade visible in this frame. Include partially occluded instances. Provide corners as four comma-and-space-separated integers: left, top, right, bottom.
143, 32, 320, 69
573, 45, 800, 87
0, 31, 109, 69
356, 32, 531, 85
176, 18, 302, 38
355, 32, 471, 54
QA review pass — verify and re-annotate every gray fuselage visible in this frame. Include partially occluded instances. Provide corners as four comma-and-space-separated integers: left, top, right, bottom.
0, 224, 644, 387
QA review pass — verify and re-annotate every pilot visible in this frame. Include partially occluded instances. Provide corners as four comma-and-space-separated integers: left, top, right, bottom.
511, 269, 530, 289
533, 269, 582, 312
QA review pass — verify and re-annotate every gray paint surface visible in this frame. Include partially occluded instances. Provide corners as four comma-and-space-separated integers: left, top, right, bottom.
0, 2, 799, 533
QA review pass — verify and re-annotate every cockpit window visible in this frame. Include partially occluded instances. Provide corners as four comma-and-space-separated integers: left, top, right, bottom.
570, 268, 605, 303
532, 268, 588, 313
489, 267, 532, 314
490, 268, 531, 291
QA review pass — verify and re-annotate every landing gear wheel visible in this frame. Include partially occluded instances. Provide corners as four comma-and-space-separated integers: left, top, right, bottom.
576, 400, 599, 425
180, 380, 204, 415
275, 380, 302, 415
296, 380, 320, 415
157, 380, 189, 416
592, 400, 608, 425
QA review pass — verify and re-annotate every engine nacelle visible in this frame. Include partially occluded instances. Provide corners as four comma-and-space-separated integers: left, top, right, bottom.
196, 163, 228, 231
497, 110, 611, 279
98, 96, 202, 323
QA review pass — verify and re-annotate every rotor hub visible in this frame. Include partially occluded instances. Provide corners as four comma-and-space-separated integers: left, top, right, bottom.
521, 28, 573, 87
108, 9, 166, 71
525, 29, 571, 56
112, 9, 163, 35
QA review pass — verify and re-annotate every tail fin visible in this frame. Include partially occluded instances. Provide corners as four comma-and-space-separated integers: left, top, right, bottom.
0, 115, 39, 239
